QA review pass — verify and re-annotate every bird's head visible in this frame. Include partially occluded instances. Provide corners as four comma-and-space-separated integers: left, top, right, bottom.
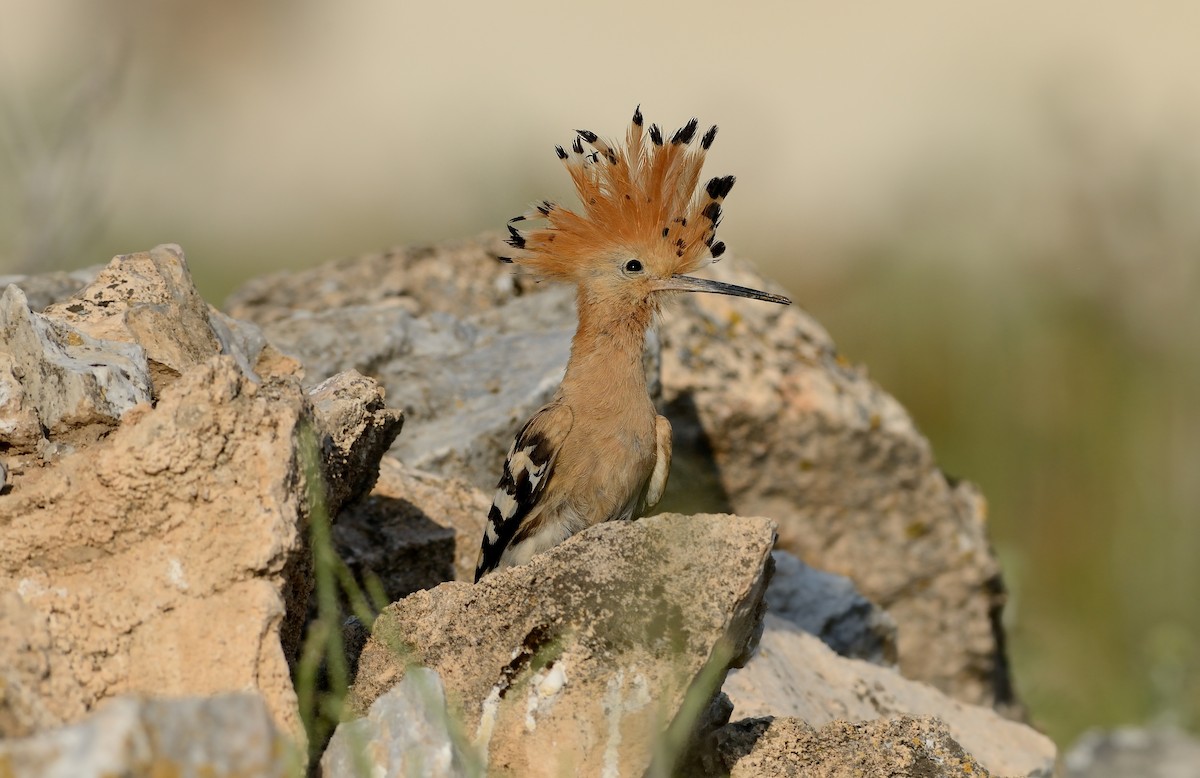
500, 107, 791, 311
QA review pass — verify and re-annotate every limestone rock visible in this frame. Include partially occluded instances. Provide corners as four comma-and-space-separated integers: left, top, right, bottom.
0, 350, 50, 453
224, 236, 526, 325
39, 244, 299, 394
387, 289, 576, 488
765, 550, 897, 665
322, 667, 481, 778
715, 715, 991, 778
0, 284, 153, 448
226, 239, 662, 492
334, 456, 490, 599
0, 245, 300, 461
308, 370, 405, 511
656, 256, 1012, 709
0, 693, 296, 778
721, 615, 1055, 777
241, 284, 575, 490
226, 236, 1013, 711
0, 357, 400, 744
347, 513, 776, 778
0, 245, 405, 748
0, 359, 311, 739
0, 266, 100, 312
0, 592, 55, 737
39, 244, 221, 392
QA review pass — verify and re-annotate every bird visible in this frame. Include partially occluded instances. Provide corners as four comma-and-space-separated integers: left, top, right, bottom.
474, 107, 791, 582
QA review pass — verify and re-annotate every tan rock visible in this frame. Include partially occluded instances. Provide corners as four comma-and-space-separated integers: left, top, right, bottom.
0, 360, 401, 743
309, 370, 405, 512
0, 593, 55, 737
0, 245, 300, 464
657, 256, 1011, 709
334, 456, 490, 599
347, 513, 776, 778
0, 358, 311, 739
41, 244, 300, 394
0, 246, 403, 748
722, 615, 1055, 777
716, 715, 991, 778
42, 245, 223, 392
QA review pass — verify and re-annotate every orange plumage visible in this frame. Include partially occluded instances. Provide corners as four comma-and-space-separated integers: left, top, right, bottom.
475, 107, 788, 581
501, 107, 733, 285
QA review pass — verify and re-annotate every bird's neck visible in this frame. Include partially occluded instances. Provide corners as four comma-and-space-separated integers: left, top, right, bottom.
559, 289, 655, 413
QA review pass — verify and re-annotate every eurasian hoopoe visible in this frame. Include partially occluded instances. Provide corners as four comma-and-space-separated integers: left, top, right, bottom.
474, 107, 791, 582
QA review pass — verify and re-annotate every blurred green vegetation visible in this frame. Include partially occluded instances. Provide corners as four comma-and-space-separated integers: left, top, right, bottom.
798, 134, 1200, 744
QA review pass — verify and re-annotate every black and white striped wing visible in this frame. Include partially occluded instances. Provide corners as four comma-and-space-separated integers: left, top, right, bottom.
474, 402, 574, 581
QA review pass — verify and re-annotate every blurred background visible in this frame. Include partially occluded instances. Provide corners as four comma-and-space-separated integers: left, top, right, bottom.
2, 0, 1197, 749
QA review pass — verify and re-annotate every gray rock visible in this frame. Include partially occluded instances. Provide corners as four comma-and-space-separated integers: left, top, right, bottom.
766, 550, 897, 665
0, 266, 100, 312
224, 236, 529, 326
657, 256, 1013, 710
227, 239, 662, 493
389, 290, 576, 489
38, 244, 295, 393
721, 615, 1055, 777
247, 290, 575, 491
0, 244, 302, 461
227, 234, 1016, 710
0, 693, 296, 778
347, 513, 776, 778
322, 667, 481, 778
0, 284, 153, 446
0, 351, 52, 453
1064, 726, 1200, 778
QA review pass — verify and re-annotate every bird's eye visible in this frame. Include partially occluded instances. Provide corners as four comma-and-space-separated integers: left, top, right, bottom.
624, 259, 644, 273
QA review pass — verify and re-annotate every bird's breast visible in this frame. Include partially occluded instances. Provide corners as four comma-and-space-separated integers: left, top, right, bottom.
552, 408, 657, 528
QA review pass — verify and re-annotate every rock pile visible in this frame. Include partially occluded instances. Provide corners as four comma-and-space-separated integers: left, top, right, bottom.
0, 246, 402, 745
0, 238, 1056, 776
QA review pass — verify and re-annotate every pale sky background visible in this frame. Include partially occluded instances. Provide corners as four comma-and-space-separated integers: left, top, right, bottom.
3, 2, 1200, 296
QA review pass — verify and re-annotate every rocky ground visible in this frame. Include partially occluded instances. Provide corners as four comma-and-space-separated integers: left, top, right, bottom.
0, 239, 1064, 776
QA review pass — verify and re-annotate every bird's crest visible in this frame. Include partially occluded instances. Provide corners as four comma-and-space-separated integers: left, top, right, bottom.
501, 106, 733, 281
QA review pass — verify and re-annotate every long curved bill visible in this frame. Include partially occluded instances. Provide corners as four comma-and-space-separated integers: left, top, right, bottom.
656, 274, 792, 305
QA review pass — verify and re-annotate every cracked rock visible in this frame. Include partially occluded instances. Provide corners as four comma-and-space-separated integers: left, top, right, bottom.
226, 235, 1015, 711
0, 246, 401, 746
346, 513, 776, 778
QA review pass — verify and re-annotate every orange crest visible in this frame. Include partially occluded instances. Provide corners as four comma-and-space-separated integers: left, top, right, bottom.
501, 107, 733, 282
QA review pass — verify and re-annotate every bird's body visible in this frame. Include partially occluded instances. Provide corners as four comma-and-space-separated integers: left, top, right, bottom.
474, 108, 789, 581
